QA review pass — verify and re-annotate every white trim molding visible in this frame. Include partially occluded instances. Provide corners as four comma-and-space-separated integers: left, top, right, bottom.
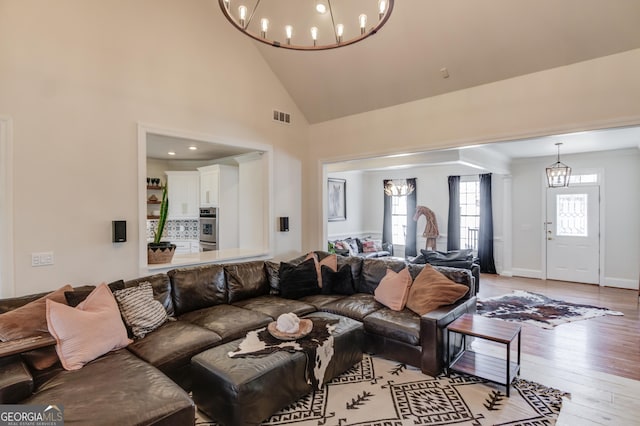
512, 268, 543, 279
603, 277, 638, 290
0, 116, 14, 297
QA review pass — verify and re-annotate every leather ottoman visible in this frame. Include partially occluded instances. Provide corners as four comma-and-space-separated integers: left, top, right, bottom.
191, 312, 363, 426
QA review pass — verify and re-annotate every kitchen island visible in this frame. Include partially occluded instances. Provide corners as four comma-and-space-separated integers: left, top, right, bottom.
145, 247, 270, 273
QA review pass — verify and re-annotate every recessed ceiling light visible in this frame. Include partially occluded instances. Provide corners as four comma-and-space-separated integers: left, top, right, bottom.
189, 146, 198, 150
168, 151, 176, 156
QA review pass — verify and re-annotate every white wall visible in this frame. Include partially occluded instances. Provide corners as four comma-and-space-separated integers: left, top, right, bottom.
0, 116, 14, 298
272, 148, 302, 261
511, 148, 640, 288
306, 49, 640, 255
237, 154, 267, 251
326, 171, 366, 240
0, 1, 308, 295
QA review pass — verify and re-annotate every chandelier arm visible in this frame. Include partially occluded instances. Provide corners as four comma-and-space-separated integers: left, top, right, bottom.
327, 0, 339, 44
245, 0, 262, 29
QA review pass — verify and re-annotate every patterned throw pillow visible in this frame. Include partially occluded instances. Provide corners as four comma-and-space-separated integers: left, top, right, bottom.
113, 283, 168, 339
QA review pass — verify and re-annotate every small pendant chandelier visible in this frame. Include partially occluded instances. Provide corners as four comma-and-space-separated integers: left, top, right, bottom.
219, 0, 394, 51
546, 142, 571, 187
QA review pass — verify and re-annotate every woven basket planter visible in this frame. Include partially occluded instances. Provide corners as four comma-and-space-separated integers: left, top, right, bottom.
147, 243, 177, 264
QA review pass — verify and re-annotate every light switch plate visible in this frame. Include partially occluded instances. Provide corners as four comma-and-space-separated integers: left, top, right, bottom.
31, 252, 54, 267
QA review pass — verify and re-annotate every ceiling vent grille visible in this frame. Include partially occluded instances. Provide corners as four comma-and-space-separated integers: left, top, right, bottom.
273, 110, 291, 124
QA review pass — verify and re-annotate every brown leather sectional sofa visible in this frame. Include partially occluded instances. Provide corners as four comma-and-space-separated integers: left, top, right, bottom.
0, 252, 476, 425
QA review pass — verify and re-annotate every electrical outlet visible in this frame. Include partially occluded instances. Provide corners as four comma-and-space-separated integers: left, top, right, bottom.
31, 252, 54, 267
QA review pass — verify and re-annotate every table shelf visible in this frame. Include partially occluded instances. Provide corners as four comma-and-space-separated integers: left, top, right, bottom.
449, 350, 520, 386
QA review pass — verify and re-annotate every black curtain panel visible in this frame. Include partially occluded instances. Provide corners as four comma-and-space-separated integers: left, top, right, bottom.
447, 176, 461, 251
382, 179, 393, 248
479, 173, 497, 273
405, 178, 417, 257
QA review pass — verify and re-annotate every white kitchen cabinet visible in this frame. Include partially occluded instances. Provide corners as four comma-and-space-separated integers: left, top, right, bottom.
197, 164, 239, 249
165, 171, 200, 220
199, 168, 219, 207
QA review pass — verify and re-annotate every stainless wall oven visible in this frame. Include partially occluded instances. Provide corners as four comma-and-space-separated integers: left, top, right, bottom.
199, 207, 218, 251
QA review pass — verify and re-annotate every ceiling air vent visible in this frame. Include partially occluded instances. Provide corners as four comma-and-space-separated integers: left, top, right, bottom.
273, 110, 291, 124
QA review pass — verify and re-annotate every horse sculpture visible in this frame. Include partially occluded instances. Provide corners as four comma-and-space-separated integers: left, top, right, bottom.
413, 205, 439, 250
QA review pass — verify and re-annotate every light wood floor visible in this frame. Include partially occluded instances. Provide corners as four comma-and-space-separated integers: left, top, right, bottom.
476, 274, 640, 425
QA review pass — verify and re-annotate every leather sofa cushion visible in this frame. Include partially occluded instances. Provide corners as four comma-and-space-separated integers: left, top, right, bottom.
126, 320, 222, 375
0, 355, 33, 403
264, 261, 280, 295
363, 309, 420, 346
422, 296, 477, 327
233, 295, 316, 319
179, 304, 272, 342
358, 258, 408, 294
225, 261, 270, 303
168, 264, 227, 315
124, 273, 175, 317
299, 294, 347, 309
319, 293, 383, 321
25, 349, 194, 425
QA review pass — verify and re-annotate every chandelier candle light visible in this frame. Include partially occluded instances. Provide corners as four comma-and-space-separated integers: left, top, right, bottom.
546, 142, 572, 187
219, 0, 394, 50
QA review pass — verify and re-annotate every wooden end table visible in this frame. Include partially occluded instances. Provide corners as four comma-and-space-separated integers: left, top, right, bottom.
446, 313, 521, 396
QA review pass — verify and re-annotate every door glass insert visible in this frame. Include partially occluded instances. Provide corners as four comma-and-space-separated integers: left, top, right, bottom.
556, 194, 588, 236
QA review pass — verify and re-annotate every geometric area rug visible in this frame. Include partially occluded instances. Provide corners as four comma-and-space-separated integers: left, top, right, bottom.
196, 353, 569, 425
477, 290, 624, 329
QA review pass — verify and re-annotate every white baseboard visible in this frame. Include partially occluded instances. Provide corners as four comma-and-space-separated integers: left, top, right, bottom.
511, 268, 543, 279
498, 270, 513, 277
603, 277, 639, 290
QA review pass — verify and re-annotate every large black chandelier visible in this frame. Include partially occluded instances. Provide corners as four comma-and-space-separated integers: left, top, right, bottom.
219, 0, 394, 51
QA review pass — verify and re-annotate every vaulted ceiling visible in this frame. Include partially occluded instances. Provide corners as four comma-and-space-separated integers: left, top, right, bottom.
242, 0, 640, 124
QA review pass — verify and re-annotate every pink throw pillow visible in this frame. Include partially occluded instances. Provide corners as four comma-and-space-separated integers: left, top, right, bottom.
374, 267, 413, 311
305, 252, 337, 287
46, 283, 131, 370
406, 264, 469, 316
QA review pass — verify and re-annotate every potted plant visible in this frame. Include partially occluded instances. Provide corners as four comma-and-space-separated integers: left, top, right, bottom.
147, 183, 176, 264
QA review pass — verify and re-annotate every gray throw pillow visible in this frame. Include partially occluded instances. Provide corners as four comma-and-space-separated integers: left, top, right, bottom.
113, 283, 167, 339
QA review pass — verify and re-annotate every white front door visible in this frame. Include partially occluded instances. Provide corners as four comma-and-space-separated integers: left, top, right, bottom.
546, 185, 600, 284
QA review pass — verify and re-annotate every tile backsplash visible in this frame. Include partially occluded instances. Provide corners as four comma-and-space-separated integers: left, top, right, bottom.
147, 219, 199, 241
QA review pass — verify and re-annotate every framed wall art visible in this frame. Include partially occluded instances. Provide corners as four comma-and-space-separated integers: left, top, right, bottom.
328, 178, 346, 221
